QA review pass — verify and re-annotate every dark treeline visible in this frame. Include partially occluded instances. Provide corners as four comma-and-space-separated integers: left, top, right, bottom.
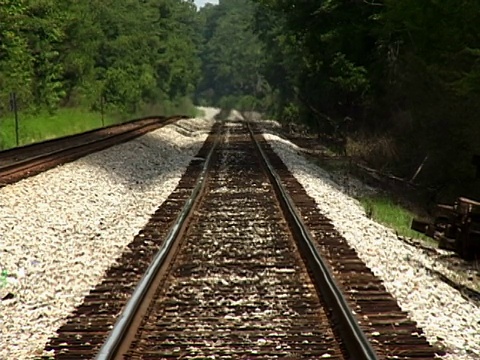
0, 0, 201, 115
195, 0, 268, 111
197, 0, 480, 201
2, 0, 479, 199
249, 0, 480, 201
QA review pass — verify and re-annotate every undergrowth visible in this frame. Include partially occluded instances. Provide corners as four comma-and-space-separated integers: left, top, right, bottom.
0, 108, 116, 150
0, 98, 199, 151
359, 195, 434, 244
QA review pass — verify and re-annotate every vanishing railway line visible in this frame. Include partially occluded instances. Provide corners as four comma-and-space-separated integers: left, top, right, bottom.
113, 122, 347, 358
42, 121, 440, 359
0, 115, 184, 187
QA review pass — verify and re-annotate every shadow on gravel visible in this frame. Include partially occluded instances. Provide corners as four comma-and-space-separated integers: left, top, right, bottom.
79, 123, 207, 189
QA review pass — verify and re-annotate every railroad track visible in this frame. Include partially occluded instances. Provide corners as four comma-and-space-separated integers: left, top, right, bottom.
43, 120, 441, 359
0, 115, 184, 187
286, 129, 480, 308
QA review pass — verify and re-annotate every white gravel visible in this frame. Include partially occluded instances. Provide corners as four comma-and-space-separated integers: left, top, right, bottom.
0, 110, 217, 359
2, 108, 477, 359
262, 128, 480, 359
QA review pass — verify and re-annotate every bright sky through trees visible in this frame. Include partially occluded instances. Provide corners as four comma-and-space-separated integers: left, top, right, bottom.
195, 0, 218, 8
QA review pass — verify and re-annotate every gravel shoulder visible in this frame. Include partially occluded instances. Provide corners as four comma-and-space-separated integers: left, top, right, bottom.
2, 109, 477, 359
262, 126, 480, 360
0, 112, 217, 359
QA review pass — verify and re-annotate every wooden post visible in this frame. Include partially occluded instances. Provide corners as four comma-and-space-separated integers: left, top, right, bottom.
100, 95, 105, 127
10, 92, 19, 146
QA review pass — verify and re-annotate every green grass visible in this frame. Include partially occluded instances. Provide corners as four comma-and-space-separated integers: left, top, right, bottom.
0, 99, 201, 151
0, 270, 8, 288
0, 108, 119, 150
195, 107, 206, 117
130, 97, 199, 119
359, 195, 432, 241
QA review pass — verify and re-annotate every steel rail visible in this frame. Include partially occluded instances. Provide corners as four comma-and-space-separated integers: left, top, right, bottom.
0, 115, 184, 159
0, 118, 175, 175
95, 128, 220, 360
247, 123, 379, 360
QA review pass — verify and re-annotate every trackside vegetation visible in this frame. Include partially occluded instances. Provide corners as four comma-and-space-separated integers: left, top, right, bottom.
195, 0, 480, 202
359, 196, 432, 242
0, 108, 113, 149
1, 0, 479, 201
248, 0, 480, 202
0, 0, 201, 149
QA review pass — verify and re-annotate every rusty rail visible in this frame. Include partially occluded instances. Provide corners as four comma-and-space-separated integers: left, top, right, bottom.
95, 126, 220, 359
248, 123, 378, 359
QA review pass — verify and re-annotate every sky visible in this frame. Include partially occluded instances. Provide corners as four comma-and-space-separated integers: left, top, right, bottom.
194, 0, 219, 8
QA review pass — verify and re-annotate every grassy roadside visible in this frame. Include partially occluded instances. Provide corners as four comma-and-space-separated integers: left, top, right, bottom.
0, 108, 117, 151
311, 156, 433, 243
128, 97, 200, 119
0, 98, 200, 151
358, 195, 434, 244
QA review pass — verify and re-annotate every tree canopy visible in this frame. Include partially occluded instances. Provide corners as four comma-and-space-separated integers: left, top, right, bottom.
0, 0, 201, 114
195, 0, 268, 111
250, 0, 480, 200
1, 0, 480, 199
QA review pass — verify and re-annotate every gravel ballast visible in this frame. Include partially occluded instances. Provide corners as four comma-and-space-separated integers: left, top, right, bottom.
263, 129, 480, 360
2, 111, 478, 359
0, 112, 216, 359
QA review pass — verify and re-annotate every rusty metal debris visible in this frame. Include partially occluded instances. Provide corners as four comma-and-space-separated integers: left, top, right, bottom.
412, 197, 480, 260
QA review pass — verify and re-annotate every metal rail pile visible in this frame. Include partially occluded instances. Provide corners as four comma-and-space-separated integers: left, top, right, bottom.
412, 197, 480, 260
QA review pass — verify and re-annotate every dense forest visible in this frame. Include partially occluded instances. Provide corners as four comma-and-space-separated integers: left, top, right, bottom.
196, 0, 480, 201
0, 0, 200, 115
248, 0, 480, 202
1, 0, 480, 200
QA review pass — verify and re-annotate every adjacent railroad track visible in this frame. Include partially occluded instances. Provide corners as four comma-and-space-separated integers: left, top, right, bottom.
43, 120, 441, 359
0, 115, 185, 187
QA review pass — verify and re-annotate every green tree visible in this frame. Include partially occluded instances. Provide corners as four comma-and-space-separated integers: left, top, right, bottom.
253, 0, 480, 199
196, 0, 267, 111
0, 0, 35, 108
1, 0, 202, 116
